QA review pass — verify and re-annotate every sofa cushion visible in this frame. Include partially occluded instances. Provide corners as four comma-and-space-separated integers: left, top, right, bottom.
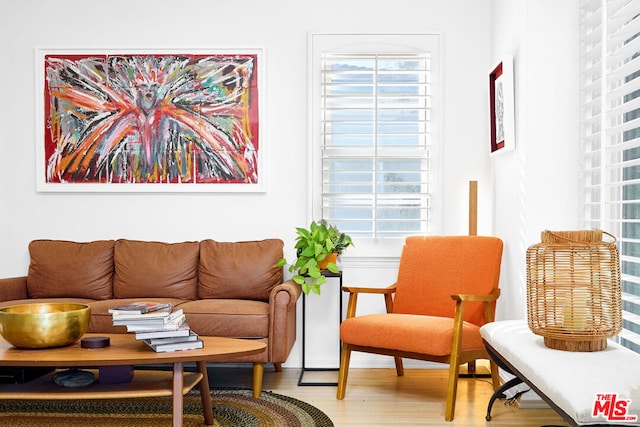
113, 239, 198, 300
198, 239, 284, 301
177, 299, 269, 338
27, 240, 115, 299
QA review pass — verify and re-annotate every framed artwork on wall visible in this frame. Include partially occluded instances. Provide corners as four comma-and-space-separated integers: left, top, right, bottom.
35, 48, 265, 192
489, 56, 515, 155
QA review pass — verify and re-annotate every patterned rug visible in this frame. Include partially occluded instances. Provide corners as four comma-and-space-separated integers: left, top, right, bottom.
0, 388, 334, 427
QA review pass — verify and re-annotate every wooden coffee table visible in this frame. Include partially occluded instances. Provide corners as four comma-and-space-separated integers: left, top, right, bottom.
0, 333, 266, 427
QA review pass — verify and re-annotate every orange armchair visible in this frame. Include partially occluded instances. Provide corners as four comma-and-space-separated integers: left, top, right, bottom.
336, 235, 503, 421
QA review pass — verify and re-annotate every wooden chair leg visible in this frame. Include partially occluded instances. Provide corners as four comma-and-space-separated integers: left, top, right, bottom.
489, 359, 500, 391
274, 363, 283, 372
252, 363, 264, 398
467, 360, 476, 373
337, 343, 352, 399
445, 360, 461, 421
394, 357, 404, 376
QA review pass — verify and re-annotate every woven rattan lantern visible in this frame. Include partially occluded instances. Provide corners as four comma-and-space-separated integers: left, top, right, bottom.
526, 230, 622, 352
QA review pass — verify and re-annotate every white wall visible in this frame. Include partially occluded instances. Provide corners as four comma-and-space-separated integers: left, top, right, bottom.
490, 0, 580, 322
0, 0, 517, 368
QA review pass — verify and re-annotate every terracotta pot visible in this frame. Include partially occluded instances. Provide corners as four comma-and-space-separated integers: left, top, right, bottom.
318, 252, 337, 270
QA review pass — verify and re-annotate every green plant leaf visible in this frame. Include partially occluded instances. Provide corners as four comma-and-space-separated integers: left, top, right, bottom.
274, 258, 287, 268
308, 265, 321, 279
301, 283, 311, 294
327, 262, 339, 274
296, 227, 310, 239
294, 256, 308, 270
303, 258, 318, 271
300, 246, 315, 257
293, 275, 306, 285
310, 284, 321, 295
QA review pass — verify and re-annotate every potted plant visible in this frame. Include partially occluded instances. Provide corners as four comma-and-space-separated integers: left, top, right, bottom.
275, 220, 353, 295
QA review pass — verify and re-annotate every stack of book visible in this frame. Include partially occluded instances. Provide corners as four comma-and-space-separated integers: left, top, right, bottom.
109, 302, 203, 352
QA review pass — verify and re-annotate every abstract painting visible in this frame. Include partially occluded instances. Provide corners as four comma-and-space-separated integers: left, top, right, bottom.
36, 49, 263, 191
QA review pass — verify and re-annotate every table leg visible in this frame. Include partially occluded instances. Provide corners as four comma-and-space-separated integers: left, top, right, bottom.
197, 361, 214, 425
172, 362, 184, 427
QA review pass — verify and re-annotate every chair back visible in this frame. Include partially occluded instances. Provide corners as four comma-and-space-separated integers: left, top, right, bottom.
392, 235, 503, 327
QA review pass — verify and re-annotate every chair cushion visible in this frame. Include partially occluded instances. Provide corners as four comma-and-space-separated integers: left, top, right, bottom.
198, 239, 283, 301
340, 313, 484, 356
393, 235, 503, 327
113, 239, 199, 300
27, 240, 115, 299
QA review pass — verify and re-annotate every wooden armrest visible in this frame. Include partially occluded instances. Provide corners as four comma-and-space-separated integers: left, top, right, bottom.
343, 284, 397, 318
450, 288, 500, 302
451, 288, 500, 325
341, 284, 396, 295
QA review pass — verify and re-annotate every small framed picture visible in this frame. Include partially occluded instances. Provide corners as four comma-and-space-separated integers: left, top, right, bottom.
489, 56, 515, 155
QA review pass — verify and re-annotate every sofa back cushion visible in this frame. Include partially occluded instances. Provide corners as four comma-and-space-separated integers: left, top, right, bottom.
27, 240, 115, 299
113, 239, 199, 300
199, 239, 284, 301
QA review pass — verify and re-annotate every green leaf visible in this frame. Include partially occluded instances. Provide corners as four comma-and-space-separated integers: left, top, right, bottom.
300, 246, 315, 257
327, 262, 339, 274
296, 227, 310, 239
293, 275, 306, 285
307, 265, 321, 278
310, 284, 321, 295
301, 283, 311, 294
274, 258, 287, 268
294, 257, 308, 270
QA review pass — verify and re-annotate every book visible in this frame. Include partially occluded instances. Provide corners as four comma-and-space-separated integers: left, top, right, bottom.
145, 330, 199, 346
112, 309, 183, 325
125, 314, 186, 332
144, 338, 204, 353
134, 323, 192, 340
108, 302, 172, 315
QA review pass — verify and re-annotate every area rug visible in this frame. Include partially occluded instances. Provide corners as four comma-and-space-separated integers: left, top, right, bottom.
0, 388, 334, 427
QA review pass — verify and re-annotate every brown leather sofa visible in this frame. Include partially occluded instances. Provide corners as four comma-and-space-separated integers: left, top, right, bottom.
0, 238, 301, 396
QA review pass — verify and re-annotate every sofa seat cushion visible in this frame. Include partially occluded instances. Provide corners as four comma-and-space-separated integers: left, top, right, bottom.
113, 240, 198, 300
177, 300, 269, 338
198, 239, 283, 301
87, 298, 187, 334
27, 240, 115, 300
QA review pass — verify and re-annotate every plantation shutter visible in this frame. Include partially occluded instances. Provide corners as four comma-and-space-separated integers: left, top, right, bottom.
580, 0, 640, 352
320, 52, 432, 239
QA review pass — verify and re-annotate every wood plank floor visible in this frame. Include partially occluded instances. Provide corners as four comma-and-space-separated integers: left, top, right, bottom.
205, 364, 569, 427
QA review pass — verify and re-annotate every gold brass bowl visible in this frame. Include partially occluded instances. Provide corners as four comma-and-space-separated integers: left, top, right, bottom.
0, 303, 91, 349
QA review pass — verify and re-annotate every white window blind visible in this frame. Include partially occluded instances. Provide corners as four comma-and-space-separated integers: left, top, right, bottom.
580, 0, 640, 353
320, 52, 432, 239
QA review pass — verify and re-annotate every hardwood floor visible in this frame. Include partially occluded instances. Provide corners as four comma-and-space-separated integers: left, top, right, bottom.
205, 364, 569, 427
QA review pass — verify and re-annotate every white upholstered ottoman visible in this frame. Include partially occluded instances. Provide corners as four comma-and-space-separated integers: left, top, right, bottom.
480, 320, 640, 426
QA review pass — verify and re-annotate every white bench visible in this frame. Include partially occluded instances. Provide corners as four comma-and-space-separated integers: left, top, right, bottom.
480, 320, 640, 426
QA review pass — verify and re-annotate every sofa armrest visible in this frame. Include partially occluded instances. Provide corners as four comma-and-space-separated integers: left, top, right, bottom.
268, 279, 302, 363
0, 276, 28, 302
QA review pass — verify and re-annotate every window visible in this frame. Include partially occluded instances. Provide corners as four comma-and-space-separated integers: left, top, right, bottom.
310, 34, 440, 252
579, 0, 640, 352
